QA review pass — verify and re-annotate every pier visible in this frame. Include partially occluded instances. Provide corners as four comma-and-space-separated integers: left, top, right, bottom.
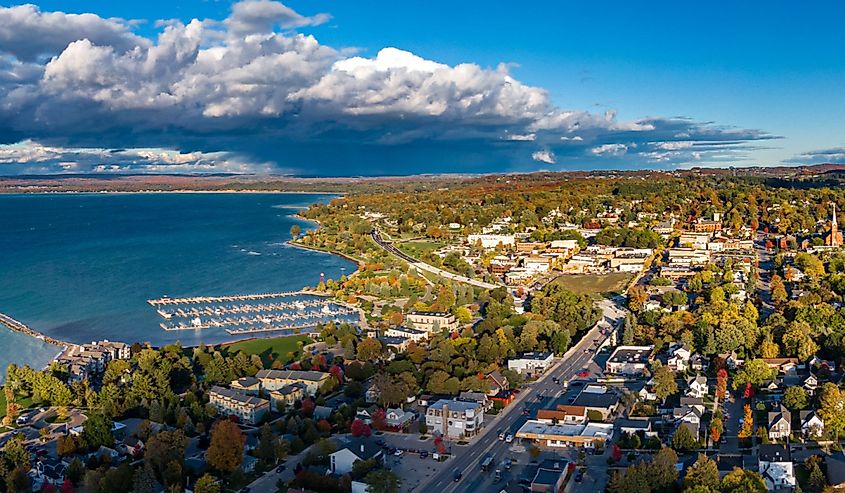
147, 290, 328, 306
0, 312, 73, 349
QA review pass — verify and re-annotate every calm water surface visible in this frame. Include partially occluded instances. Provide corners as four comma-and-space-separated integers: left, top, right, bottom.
0, 193, 354, 377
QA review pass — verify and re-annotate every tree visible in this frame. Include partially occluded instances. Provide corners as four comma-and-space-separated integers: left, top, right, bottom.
805, 456, 826, 493
144, 430, 188, 484
732, 359, 775, 389
782, 321, 819, 361
672, 424, 699, 452
771, 275, 788, 305
685, 454, 720, 491
82, 413, 114, 449
356, 338, 383, 362
206, 420, 245, 473
256, 423, 276, 464
818, 382, 845, 439
738, 404, 753, 439
290, 224, 301, 238
351, 419, 371, 438
194, 474, 221, 493
622, 314, 636, 345
783, 387, 809, 411
720, 468, 767, 493
716, 369, 728, 401
653, 363, 678, 402
365, 469, 401, 493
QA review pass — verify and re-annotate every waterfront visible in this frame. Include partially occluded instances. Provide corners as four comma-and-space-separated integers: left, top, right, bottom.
0, 193, 356, 361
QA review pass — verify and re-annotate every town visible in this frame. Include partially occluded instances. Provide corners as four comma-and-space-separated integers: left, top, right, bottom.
3, 170, 845, 493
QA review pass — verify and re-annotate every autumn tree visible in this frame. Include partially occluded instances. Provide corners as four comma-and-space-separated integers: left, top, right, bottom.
818, 382, 845, 439
783, 387, 808, 411
652, 363, 678, 402
721, 468, 767, 493
672, 424, 698, 452
356, 338, 383, 362
684, 454, 720, 491
194, 474, 221, 493
716, 369, 728, 401
207, 420, 245, 473
738, 404, 753, 439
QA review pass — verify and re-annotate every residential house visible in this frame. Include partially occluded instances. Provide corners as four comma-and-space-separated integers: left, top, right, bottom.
425, 399, 483, 438
803, 374, 819, 394
485, 370, 509, 396
507, 352, 554, 376
717, 351, 742, 370
255, 369, 330, 396
29, 458, 65, 491
119, 436, 144, 458
685, 375, 708, 399
617, 418, 657, 438
799, 410, 824, 439
758, 444, 796, 492
328, 438, 384, 475
668, 344, 693, 372
208, 386, 270, 425
385, 408, 416, 429
767, 405, 792, 441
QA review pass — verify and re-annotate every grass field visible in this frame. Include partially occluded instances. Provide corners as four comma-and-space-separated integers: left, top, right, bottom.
221, 334, 312, 367
0, 392, 34, 420
551, 272, 633, 297
397, 240, 444, 258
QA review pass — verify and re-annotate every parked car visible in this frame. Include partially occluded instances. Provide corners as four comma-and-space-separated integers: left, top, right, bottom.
276, 465, 286, 473
498, 430, 506, 441
394, 449, 403, 457
505, 433, 514, 443
420, 451, 429, 458
453, 469, 463, 482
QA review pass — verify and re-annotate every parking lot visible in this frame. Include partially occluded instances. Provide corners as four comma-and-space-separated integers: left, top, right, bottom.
376, 432, 454, 492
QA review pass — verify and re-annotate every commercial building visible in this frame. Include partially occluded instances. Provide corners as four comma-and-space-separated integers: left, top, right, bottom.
507, 352, 554, 376
515, 420, 613, 449
605, 346, 654, 375
406, 311, 459, 332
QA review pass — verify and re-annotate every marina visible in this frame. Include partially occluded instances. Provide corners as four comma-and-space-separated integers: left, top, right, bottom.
149, 291, 363, 335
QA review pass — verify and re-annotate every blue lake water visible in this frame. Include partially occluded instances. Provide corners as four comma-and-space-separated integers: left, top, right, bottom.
0, 192, 355, 376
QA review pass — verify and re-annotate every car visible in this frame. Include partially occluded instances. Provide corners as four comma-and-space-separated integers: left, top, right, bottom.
552, 377, 560, 384
453, 469, 463, 482
505, 433, 514, 443
375, 439, 386, 447
575, 471, 584, 482
420, 451, 429, 458
276, 465, 286, 473
394, 449, 403, 457
387, 447, 397, 455
522, 407, 530, 416
504, 458, 512, 469
498, 430, 506, 441
577, 370, 590, 377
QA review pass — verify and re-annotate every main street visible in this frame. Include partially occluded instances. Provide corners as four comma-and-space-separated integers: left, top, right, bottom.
414, 298, 628, 493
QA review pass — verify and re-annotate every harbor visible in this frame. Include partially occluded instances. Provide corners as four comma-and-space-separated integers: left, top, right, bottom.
149, 291, 364, 336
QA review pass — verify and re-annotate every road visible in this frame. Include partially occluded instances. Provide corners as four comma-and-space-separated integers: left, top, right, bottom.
754, 233, 775, 317
371, 230, 501, 290
415, 298, 628, 493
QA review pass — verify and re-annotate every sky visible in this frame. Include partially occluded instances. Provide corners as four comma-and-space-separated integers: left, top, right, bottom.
0, 0, 843, 176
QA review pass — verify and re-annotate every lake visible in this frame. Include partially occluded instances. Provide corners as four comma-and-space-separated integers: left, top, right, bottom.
0, 192, 355, 378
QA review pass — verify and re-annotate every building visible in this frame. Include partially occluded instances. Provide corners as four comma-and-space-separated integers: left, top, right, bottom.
799, 410, 824, 439
230, 377, 261, 395
667, 344, 692, 372
57, 340, 131, 382
523, 256, 553, 273
467, 234, 516, 249
827, 203, 843, 248
679, 231, 714, 249
827, 452, 845, 488
385, 408, 416, 429
385, 326, 428, 343
685, 375, 708, 399
515, 420, 613, 449
768, 404, 792, 440
536, 405, 587, 425
378, 336, 410, 352
406, 311, 459, 332
525, 459, 570, 493
605, 346, 654, 375
485, 370, 509, 396
508, 352, 554, 376
255, 369, 330, 396
571, 392, 620, 420
758, 444, 796, 492
268, 383, 306, 411
425, 399, 483, 438
617, 418, 657, 438
208, 386, 270, 425
328, 438, 383, 475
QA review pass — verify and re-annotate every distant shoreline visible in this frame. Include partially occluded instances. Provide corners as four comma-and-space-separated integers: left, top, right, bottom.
0, 189, 343, 195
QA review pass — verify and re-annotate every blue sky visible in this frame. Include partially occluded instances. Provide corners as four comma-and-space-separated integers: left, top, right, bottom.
0, 0, 842, 175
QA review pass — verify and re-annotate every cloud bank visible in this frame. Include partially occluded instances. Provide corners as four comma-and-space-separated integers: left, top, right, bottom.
0, 2, 777, 175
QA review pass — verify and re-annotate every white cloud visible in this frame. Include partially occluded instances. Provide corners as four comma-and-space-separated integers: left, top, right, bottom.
590, 143, 628, 156
532, 150, 556, 164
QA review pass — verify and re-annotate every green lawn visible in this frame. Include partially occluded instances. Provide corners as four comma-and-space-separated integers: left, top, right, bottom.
397, 240, 444, 258
551, 272, 633, 297
220, 335, 312, 367
0, 393, 34, 420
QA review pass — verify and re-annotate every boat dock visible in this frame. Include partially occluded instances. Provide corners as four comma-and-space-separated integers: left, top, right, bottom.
147, 290, 327, 306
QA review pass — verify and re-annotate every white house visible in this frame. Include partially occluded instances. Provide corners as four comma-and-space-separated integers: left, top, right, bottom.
685, 375, 708, 399
759, 445, 796, 492
668, 344, 693, 372
800, 410, 824, 439
328, 438, 384, 475
768, 405, 792, 441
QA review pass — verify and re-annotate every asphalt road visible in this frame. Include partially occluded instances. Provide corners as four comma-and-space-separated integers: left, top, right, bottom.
415, 298, 628, 493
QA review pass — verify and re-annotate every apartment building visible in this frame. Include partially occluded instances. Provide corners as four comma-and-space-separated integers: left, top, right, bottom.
406, 311, 459, 332
208, 386, 270, 425
255, 369, 330, 396
425, 399, 483, 438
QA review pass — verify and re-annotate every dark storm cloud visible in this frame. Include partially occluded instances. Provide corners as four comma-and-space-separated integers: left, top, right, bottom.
0, 2, 777, 175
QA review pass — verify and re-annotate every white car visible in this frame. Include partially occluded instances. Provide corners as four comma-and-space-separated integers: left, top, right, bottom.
394, 449, 403, 457
505, 434, 514, 443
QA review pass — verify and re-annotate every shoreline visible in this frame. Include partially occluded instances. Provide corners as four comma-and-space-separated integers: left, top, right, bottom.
0, 189, 346, 196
